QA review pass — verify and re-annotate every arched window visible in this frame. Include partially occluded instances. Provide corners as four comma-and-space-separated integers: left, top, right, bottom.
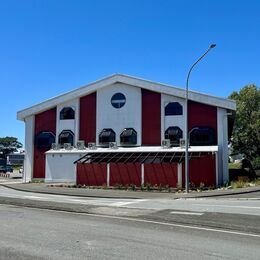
120, 128, 137, 145
60, 107, 75, 120
35, 131, 55, 149
165, 126, 183, 146
190, 127, 215, 146
99, 128, 116, 146
58, 130, 74, 145
165, 102, 183, 116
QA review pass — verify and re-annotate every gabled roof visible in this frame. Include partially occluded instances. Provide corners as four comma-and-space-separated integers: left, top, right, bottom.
17, 73, 236, 120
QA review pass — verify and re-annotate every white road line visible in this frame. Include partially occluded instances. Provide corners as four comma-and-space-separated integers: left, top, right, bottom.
24, 206, 260, 239
193, 204, 260, 209
170, 211, 204, 216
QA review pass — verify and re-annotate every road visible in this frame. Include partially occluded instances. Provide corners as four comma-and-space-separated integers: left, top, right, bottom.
1, 204, 260, 260
0, 184, 259, 259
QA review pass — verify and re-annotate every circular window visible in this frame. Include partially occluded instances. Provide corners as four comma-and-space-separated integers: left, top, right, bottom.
111, 93, 126, 109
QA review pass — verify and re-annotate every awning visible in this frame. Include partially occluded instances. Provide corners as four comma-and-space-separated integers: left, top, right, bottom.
74, 146, 217, 164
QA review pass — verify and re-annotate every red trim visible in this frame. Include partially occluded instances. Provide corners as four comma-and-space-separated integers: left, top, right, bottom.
144, 163, 177, 187
110, 163, 141, 186
79, 92, 96, 143
33, 108, 56, 178
142, 89, 161, 145
77, 163, 107, 186
188, 101, 217, 144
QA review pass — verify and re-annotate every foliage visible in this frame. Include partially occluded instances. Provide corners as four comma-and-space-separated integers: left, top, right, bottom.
229, 84, 260, 164
252, 157, 260, 170
228, 162, 241, 169
0, 136, 22, 158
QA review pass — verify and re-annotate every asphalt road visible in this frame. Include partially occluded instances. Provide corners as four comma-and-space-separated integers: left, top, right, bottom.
1, 204, 260, 260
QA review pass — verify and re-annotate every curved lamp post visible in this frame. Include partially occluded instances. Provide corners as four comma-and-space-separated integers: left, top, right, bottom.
185, 44, 216, 193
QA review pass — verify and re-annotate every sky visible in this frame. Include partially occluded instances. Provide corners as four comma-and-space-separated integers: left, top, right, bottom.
0, 0, 259, 145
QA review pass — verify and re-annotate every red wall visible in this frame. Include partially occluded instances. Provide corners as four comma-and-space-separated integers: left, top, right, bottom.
142, 89, 161, 145
182, 155, 216, 187
33, 108, 56, 178
144, 163, 177, 187
110, 163, 141, 186
79, 92, 96, 143
77, 163, 107, 186
188, 101, 217, 143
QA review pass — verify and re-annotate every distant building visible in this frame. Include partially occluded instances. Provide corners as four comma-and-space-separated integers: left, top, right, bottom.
7, 152, 25, 166
17, 74, 236, 187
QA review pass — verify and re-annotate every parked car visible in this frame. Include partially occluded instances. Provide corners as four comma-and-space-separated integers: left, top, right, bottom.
0, 164, 13, 173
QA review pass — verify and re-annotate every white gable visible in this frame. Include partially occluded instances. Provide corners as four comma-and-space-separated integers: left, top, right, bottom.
17, 74, 236, 120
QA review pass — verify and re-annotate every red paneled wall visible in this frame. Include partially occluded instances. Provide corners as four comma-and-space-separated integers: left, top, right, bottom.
110, 163, 141, 186
188, 101, 217, 143
144, 163, 177, 187
77, 163, 107, 186
182, 155, 216, 187
142, 89, 161, 145
33, 108, 56, 178
79, 92, 96, 143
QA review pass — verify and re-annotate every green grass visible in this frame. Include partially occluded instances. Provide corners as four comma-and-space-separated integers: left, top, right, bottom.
228, 162, 242, 169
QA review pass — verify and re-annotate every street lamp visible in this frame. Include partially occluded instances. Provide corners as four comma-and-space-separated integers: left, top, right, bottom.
185, 44, 216, 193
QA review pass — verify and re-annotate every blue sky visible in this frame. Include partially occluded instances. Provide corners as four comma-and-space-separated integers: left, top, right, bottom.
0, 0, 259, 145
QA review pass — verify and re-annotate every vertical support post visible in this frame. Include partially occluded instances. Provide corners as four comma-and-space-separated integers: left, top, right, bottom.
177, 162, 182, 188
141, 163, 144, 186
107, 163, 110, 187
215, 152, 219, 187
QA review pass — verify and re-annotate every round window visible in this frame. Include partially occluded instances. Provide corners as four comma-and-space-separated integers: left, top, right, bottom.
111, 93, 126, 109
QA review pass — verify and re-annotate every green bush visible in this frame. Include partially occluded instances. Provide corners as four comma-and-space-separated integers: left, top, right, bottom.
252, 157, 260, 170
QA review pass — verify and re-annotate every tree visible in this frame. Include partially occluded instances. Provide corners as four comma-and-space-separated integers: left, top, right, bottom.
229, 84, 260, 169
0, 136, 23, 158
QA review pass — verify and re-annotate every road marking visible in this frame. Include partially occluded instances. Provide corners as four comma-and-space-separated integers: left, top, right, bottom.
170, 211, 204, 216
24, 206, 260, 238
193, 204, 260, 209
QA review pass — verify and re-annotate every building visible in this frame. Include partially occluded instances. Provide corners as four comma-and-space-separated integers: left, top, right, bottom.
7, 151, 25, 166
17, 74, 236, 187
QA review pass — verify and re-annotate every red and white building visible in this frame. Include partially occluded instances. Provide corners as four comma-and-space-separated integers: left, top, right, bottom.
17, 74, 236, 188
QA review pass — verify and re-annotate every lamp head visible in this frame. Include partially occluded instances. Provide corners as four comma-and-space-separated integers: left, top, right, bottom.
210, 44, 216, 49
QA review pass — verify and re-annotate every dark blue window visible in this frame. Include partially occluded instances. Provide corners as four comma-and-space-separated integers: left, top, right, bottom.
60, 107, 75, 120
111, 93, 126, 109
35, 131, 55, 149
165, 102, 183, 116
165, 126, 183, 146
59, 130, 74, 146
99, 128, 116, 146
190, 127, 215, 146
120, 128, 137, 145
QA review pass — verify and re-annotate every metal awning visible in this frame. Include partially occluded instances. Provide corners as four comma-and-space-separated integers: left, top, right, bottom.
74, 150, 215, 165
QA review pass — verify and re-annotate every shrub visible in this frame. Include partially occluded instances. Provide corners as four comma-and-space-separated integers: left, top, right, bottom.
252, 157, 260, 170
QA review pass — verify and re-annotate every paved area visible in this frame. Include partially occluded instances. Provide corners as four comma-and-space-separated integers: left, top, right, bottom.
1, 179, 260, 199
0, 185, 260, 235
0, 204, 259, 260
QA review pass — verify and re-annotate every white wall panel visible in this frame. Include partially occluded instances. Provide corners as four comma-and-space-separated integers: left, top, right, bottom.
217, 107, 229, 185
96, 83, 142, 146
45, 153, 81, 183
23, 115, 34, 182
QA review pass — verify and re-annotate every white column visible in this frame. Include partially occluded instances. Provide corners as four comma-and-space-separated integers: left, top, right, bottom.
107, 163, 110, 187
141, 163, 144, 186
217, 108, 229, 185
177, 163, 182, 188
215, 152, 219, 187
23, 115, 35, 183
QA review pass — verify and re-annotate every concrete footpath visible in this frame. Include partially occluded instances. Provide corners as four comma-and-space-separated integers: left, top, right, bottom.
1, 180, 260, 199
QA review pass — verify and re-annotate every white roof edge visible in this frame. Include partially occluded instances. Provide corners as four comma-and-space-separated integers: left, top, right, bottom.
17, 73, 236, 121
45, 145, 218, 154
